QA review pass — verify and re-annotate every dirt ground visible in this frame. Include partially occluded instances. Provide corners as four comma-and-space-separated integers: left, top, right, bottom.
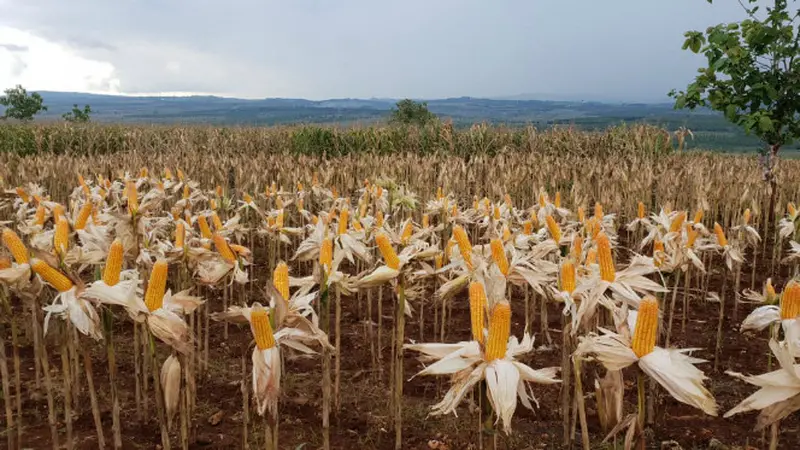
5, 241, 800, 450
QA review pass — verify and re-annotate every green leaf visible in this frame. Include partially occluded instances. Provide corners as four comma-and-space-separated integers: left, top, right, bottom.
758, 115, 774, 133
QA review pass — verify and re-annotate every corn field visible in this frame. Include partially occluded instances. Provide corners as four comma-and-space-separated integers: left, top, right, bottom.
1, 123, 800, 450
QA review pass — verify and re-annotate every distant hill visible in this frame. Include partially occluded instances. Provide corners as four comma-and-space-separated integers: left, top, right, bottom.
0, 91, 779, 151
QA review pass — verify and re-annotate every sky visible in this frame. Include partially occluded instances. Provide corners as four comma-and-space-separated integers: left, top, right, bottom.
0, 0, 762, 102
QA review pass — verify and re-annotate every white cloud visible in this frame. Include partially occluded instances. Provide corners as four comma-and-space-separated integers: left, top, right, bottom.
0, 26, 120, 93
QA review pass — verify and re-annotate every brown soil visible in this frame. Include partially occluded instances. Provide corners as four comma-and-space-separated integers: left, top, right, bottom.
4, 244, 800, 450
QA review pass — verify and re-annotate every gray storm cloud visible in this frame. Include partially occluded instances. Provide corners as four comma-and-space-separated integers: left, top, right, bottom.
0, 0, 758, 101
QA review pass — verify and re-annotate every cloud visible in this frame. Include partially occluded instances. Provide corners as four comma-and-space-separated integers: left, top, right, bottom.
0, 0, 765, 101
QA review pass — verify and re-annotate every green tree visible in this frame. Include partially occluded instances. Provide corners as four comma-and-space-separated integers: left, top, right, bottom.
389, 99, 436, 126
0, 85, 48, 121
63, 104, 92, 123
670, 0, 800, 220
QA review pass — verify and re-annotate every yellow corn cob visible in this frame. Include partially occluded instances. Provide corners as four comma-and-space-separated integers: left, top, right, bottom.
174, 221, 185, 249
31, 259, 74, 292
452, 226, 473, 268
585, 248, 597, 265
164, 168, 173, 180
685, 224, 699, 248
198, 215, 212, 239
80, 177, 91, 197
15, 187, 30, 203
434, 253, 444, 270
0, 256, 10, 270
298, 181, 305, 192
213, 233, 237, 263
338, 208, 350, 236
538, 193, 546, 208
126, 180, 138, 215
376, 185, 383, 198
54, 217, 70, 256
594, 202, 603, 220
2, 229, 28, 264
653, 239, 665, 267
311, 215, 319, 225
210, 198, 218, 210
298, 198, 305, 211
53, 204, 65, 221
351, 219, 363, 232
572, 235, 583, 260
331, 186, 338, 199
492, 205, 501, 221
243, 193, 253, 204
781, 281, 800, 320
35, 205, 46, 226
215, 185, 223, 198
211, 212, 223, 231
267, 217, 276, 228
554, 191, 561, 209
437, 186, 444, 200
766, 278, 776, 300
670, 211, 686, 233
144, 260, 168, 312
319, 237, 333, 270
250, 307, 276, 350
485, 302, 511, 361
401, 220, 413, 245
589, 217, 601, 239
743, 208, 751, 225
631, 296, 659, 358
597, 232, 615, 282
140, 167, 148, 178
74, 202, 93, 230
714, 222, 728, 247
103, 239, 124, 286
637, 201, 645, 219
33, 195, 43, 205
422, 214, 429, 229
177, 168, 185, 181
483, 198, 490, 212
577, 206, 585, 223
273, 262, 290, 301
156, 181, 164, 192
451, 204, 458, 218
183, 184, 190, 200
789, 202, 797, 218
545, 215, 561, 243
490, 238, 510, 276
502, 225, 511, 242
693, 209, 704, 224
523, 220, 533, 235
560, 260, 576, 294
445, 239, 454, 261
468, 281, 486, 344
376, 233, 400, 270
275, 209, 284, 229
230, 244, 249, 256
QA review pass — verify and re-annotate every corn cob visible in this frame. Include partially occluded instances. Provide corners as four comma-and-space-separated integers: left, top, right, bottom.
585, 248, 597, 265
198, 215, 212, 239
781, 281, 800, 320
538, 193, 546, 208
230, 244, 249, 256
74, 202, 93, 230
376, 233, 400, 270
594, 202, 603, 220
216, 185, 223, 198
572, 235, 583, 261
145, 260, 168, 311
54, 217, 70, 256
273, 262, 290, 301
211, 211, 223, 231
53, 204, 65, 221
434, 253, 444, 270
174, 221, 185, 249
319, 237, 333, 270
243, 193, 253, 204
766, 278, 776, 300
577, 206, 585, 223
653, 239, 665, 267
337, 208, 350, 235
401, 220, 413, 245
15, 187, 30, 203
0, 256, 10, 270
560, 260, 576, 294
177, 168, 185, 181
685, 224, 699, 248
789, 202, 797, 218
485, 302, 511, 361
437, 186, 444, 200
126, 180, 138, 215
183, 184, 190, 200
490, 238, 510, 276
714, 222, 728, 247
670, 211, 686, 233
103, 239, 124, 286
31, 259, 73, 292
422, 214, 429, 229
637, 201, 645, 219
597, 232, 615, 282
545, 215, 561, 243
693, 209, 704, 224
523, 220, 533, 235
468, 281, 486, 344
631, 296, 658, 358
452, 225, 472, 268
164, 168, 173, 180
35, 205, 46, 226
2, 228, 29, 264
140, 167, 148, 178
275, 210, 285, 228
554, 191, 561, 208
250, 307, 276, 350
298, 198, 305, 211
351, 219, 363, 232
743, 208, 751, 225
213, 233, 237, 263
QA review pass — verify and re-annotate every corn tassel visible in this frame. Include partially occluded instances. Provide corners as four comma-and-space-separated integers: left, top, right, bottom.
274, 262, 290, 301
376, 233, 400, 270
781, 281, 800, 320
103, 239, 124, 286
2, 228, 29, 264
631, 297, 658, 358
31, 259, 73, 292
597, 232, 615, 282
485, 302, 511, 361
145, 260, 168, 312
490, 238, 509, 276
468, 282, 486, 344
